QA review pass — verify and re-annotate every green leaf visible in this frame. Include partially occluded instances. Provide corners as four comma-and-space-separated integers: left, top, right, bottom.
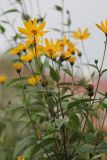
13, 33, 23, 41
6, 77, 27, 87
0, 122, 6, 134
6, 105, 24, 112
0, 25, 5, 34
70, 114, 80, 133
63, 68, 72, 77
91, 71, 95, 78
13, 135, 35, 159
87, 119, 95, 133
0, 9, 19, 16
91, 153, 107, 160
55, 117, 68, 129
23, 145, 35, 159
79, 144, 94, 153
60, 93, 74, 100
11, 58, 21, 62
15, 0, 21, 3
37, 17, 45, 23
50, 66, 60, 82
101, 68, 107, 75
68, 98, 93, 109
51, 28, 61, 33
54, 5, 62, 11
67, 17, 71, 26
0, 151, 6, 160
87, 63, 98, 70
99, 102, 107, 109
22, 14, 30, 21
97, 142, 107, 152
0, 20, 9, 24
39, 63, 44, 73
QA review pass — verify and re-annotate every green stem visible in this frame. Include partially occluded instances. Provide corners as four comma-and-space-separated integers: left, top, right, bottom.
71, 65, 74, 91
81, 40, 92, 82
22, 0, 28, 15
57, 82, 68, 160
61, 0, 64, 38
36, 0, 42, 17
19, 73, 51, 160
79, 57, 85, 79
71, 36, 107, 158
92, 108, 107, 157
20, 0, 25, 14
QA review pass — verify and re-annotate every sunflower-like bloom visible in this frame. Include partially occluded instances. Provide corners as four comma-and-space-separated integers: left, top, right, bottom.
58, 35, 68, 50
61, 41, 77, 60
72, 28, 90, 40
27, 75, 40, 86
67, 41, 78, 54
96, 20, 107, 36
13, 62, 23, 73
10, 43, 27, 56
41, 39, 61, 59
21, 51, 34, 62
18, 19, 48, 38
0, 75, 7, 84
17, 155, 25, 160
61, 51, 71, 60
68, 56, 77, 65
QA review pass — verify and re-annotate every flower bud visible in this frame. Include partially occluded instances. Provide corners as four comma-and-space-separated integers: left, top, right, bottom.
87, 84, 94, 91
95, 59, 98, 64
88, 91, 94, 97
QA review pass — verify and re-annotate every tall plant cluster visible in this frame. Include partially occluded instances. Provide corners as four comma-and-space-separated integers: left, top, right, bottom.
0, 0, 107, 160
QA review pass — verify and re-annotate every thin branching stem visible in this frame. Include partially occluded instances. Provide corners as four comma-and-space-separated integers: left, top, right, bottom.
71, 36, 107, 158
36, 0, 42, 17
92, 108, 107, 156
71, 65, 74, 91
20, 0, 25, 14
22, 0, 28, 15
81, 40, 93, 82
61, 0, 64, 38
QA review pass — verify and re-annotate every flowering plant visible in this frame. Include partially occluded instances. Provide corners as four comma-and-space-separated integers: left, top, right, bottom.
0, 1, 107, 160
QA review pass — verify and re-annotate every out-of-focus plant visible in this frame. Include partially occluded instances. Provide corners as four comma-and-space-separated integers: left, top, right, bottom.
0, 1, 45, 160
5, 16, 107, 160
0, 0, 45, 53
1, 0, 107, 160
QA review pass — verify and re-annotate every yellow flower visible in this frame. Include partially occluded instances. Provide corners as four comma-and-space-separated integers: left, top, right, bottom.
27, 75, 40, 86
96, 20, 107, 35
17, 155, 25, 160
67, 41, 78, 54
13, 62, 23, 73
51, 53, 59, 59
58, 35, 68, 49
0, 75, 7, 84
61, 51, 71, 60
41, 39, 61, 59
61, 41, 77, 60
10, 47, 20, 56
18, 19, 48, 38
10, 43, 27, 56
21, 52, 34, 62
72, 28, 90, 40
68, 56, 77, 65
25, 37, 40, 47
